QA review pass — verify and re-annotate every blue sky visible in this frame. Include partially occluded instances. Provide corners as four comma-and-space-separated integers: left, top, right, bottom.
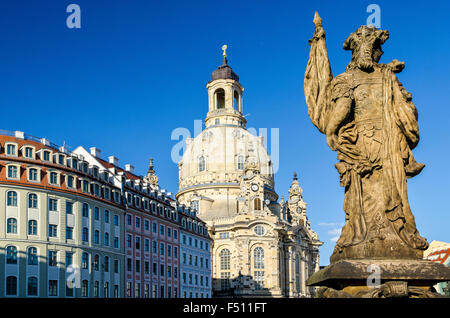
1, 0, 449, 265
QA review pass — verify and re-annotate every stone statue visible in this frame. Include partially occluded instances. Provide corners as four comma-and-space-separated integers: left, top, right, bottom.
304, 12, 429, 263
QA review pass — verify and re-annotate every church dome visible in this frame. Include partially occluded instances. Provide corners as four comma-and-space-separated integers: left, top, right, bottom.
176, 48, 277, 220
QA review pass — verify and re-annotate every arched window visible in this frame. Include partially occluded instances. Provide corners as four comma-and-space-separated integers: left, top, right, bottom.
237, 155, 244, 170
254, 247, 264, 269
6, 276, 17, 296
7, 218, 17, 234
6, 246, 17, 264
199, 156, 206, 172
253, 198, 261, 211
27, 276, 38, 296
7, 191, 18, 207
219, 249, 230, 270
28, 220, 38, 235
93, 254, 99, 271
234, 90, 240, 110
27, 247, 38, 265
28, 193, 38, 209
215, 88, 225, 109
104, 256, 110, 272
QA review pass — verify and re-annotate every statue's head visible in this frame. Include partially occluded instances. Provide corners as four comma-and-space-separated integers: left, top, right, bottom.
344, 25, 389, 71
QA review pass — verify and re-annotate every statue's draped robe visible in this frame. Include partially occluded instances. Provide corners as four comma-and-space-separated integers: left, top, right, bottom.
330, 67, 424, 251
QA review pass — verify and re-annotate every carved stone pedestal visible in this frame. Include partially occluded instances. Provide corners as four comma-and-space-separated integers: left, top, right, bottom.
307, 259, 450, 298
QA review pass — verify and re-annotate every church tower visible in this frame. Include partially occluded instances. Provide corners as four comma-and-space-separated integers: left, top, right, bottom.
205, 45, 246, 129
176, 47, 322, 297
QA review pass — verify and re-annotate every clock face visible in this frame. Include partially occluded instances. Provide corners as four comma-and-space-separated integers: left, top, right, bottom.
251, 184, 259, 192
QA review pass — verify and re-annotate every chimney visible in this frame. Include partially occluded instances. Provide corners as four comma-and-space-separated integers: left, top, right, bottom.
90, 147, 101, 158
125, 164, 135, 174
108, 156, 119, 166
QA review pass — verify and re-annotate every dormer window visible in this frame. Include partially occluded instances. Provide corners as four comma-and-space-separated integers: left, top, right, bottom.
58, 154, 65, 165
42, 150, 51, 161
6, 143, 17, 156
71, 158, 78, 170
7, 165, 19, 179
49, 171, 59, 185
93, 167, 99, 178
24, 147, 34, 159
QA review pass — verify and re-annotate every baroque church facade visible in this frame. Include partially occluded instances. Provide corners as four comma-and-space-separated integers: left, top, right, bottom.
176, 50, 322, 297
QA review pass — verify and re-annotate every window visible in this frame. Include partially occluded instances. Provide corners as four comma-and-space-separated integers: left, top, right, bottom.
82, 227, 89, 242
66, 227, 73, 239
48, 224, 57, 237
160, 242, 165, 255
82, 203, 89, 217
135, 236, 140, 249
66, 201, 73, 214
198, 156, 206, 172
6, 276, 17, 296
43, 150, 50, 161
72, 158, 78, 170
94, 230, 99, 244
254, 271, 265, 290
152, 241, 157, 254
144, 220, 149, 231
104, 256, 110, 272
48, 198, 58, 211
234, 90, 240, 110
82, 180, 89, 193
7, 218, 17, 234
82, 252, 89, 269
28, 220, 38, 235
114, 215, 119, 226
136, 260, 140, 273
91, 281, 99, 297
82, 280, 89, 297
7, 165, 18, 179
126, 214, 132, 226
215, 88, 225, 109
28, 168, 38, 181
135, 217, 140, 228
48, 251, 57, 266
104, 210, 110, 223
67, 175, 74, 188
66, 252, 73, 267
104, 232, 110, 246
6, 191, 17, 207
93, 255, 99, 271
94, 207, 99, 220
114, 237, 119, 249
6, 144, 17, 156
237, 155, 244, 170
114, 259, 119, 274
49, 171, 58, 185
152, 222, 157, 233
160, 224, 165, 236
6, 246, 17, 264
254, 247, 265, 269
254, 198, 262, 211
220, 249, 230, 270
254, 225, 265, 236
27, 277, 38, 296
127, 234, 132, 248
144, 239, 150, 252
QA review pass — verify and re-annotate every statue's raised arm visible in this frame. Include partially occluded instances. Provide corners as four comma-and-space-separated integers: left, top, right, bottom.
304, 12, 333, 134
